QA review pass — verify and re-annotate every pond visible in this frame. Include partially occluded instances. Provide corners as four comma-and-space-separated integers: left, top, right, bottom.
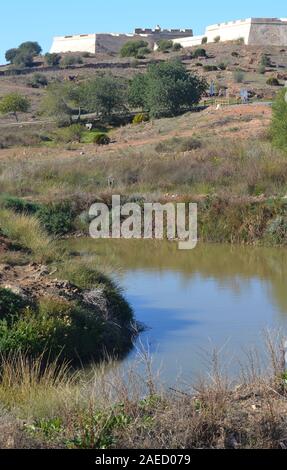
66, 239, 287, 386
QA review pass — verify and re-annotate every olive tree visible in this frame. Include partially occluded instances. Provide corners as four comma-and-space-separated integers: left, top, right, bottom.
0, 93, 30, 121
128, 60, 207, 118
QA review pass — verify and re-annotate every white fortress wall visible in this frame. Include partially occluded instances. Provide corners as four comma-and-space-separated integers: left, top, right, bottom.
205, 19, 252, 44
50, 34, 97, 54
172, 35, 204, 48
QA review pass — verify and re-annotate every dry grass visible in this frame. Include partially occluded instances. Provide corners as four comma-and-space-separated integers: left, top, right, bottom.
0, 333, 287, 449
0, 209, 58, 262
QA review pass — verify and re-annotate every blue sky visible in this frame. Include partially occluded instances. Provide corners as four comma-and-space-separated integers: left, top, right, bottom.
0, 0, 286, 63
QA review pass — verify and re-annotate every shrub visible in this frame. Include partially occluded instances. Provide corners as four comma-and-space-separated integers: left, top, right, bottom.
120, 40, 150, 58
27, 73, 48, 88
60, 124, 85, 143
193, 48, 207, 58
231, 51, 239, 57
201, 37, 208, 44
203, 65, 218, 72
173, 43, 182, 51
271, 89, 287, 150
93, 133, 111, 145
157, 40, 173, 53
0, 195, 40, 215
233, 69, 245, 83
45, 53, 61, 66
261, 54, 272, 67
37, 202, 75, 236
218, 62, 227, 70
258, 65, 266, 75
214, 36, 221, 43
132, 113, 149, 124
266, 77, 280, 86
61, 55, 83, 67
0, 288, 28, 321
155, 136, 201, 153
136, 47, 151, 59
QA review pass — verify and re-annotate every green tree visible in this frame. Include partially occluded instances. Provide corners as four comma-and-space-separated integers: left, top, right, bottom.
128, 73, 149, 109
5, 48, 18, 63
271, 89, 287, 150
0, 93, 30, 122
5, 41, 42, 67
128, 60, 207, 118
18, 41, 42, 56
13, 51, 34, 68
83, 76, 127, 117
41, 83, 73, 125
120, 40, 150, 58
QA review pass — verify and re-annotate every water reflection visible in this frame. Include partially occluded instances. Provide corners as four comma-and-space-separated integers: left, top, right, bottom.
64, 239, 287, 383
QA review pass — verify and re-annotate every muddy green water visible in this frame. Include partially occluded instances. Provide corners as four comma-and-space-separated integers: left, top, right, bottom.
66, 239, 287, 385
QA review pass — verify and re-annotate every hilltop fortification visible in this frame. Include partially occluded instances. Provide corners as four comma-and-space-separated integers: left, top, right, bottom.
173, 17, 287, 47
50, 27, 193, 54
50, 18, 287, 54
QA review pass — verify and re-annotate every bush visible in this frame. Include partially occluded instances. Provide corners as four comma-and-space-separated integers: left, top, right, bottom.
271, 89, 287, 150
59, 124, 85, 143
93, 133, 111, 145
231, 51, 239, 57
120, 40, 150, 58
233, 69, 245, 83
61, 55, 83, 67
201, 37, 208, 44
214, 36, 221, 43
0, 288, 28, 321
45, 53, 61, 66
132, 113, 149, 124
218, 62, 227, 70
193, 48, 207, 58
155, 136, 201, 153
0, 195, 40, 215
173, 43, 182, 51
157, 40, 173, 53
258, 65, 266, 75
37, 202, 75, 236
27, 73, 48, 88
261, 54, 272, 67
203, 65, 218, 72
266, 77, 280, 86
136, 47, 151, 59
